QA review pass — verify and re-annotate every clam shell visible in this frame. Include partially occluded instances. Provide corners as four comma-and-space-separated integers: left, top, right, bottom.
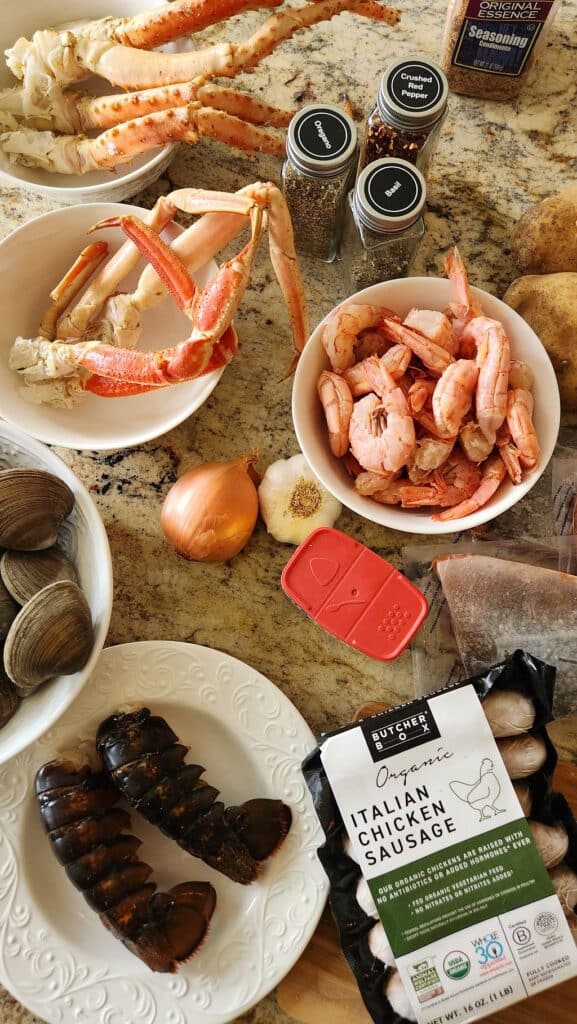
1, 547, 78, 605
4, 580, 94, 695
0, 577, 18, 640
0, 658, 20, 729
0, 469, 74, 551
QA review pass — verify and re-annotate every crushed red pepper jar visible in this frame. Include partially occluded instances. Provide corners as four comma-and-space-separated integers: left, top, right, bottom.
359, 57, 449, 179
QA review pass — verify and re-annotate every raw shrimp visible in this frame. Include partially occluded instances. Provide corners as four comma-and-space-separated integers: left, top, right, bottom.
349, 378, 415, 474
400, 452, 480, 508
432, 452, 506, 521
382, 318, 454, 377
342, 345, 410, 396
403, 308, 458, 355
506, 388, 540, 470
432, 359, 479, 436
462, 317, 510, 444
321, 304, 399, 371
459, 420, 493, 464
317, 370, 353, 457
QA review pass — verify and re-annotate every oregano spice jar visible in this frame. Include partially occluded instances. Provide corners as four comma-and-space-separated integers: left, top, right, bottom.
359, 58, 449, 178
341, 158, 427, 293
282, 103, 358, 262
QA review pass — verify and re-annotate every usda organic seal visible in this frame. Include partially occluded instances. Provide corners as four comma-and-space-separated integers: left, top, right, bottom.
443, 951, 471, 981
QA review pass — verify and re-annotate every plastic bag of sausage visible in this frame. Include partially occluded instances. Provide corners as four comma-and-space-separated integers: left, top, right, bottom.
302, 651, 577, 1024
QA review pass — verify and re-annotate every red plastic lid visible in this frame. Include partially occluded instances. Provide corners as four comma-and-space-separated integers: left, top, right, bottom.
281, 526, 428, 661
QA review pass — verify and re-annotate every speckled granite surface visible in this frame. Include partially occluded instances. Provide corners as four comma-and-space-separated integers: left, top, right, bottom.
0, 0, 575, 1020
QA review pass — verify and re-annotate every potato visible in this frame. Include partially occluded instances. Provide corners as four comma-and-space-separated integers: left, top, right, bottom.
503, 273, 577, 410
511, 185, 577, 274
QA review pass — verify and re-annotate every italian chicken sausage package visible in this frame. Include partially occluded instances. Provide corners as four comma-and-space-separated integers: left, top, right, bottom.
302, 651, 577, 1024
402, 537, 577, 717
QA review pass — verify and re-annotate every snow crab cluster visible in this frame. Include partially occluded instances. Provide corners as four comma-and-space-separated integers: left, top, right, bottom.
318, 248, 541, 522
9, 182, 308, 403
0, 0, 400, 174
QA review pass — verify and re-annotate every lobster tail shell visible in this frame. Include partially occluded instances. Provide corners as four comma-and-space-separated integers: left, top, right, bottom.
35, 758, 216, 971
97, 707, 292, 885
224, 799, 292, 861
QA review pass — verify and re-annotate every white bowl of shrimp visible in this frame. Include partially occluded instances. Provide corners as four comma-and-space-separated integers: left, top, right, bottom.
292, 255, 560, 535
0, 0, 185, 204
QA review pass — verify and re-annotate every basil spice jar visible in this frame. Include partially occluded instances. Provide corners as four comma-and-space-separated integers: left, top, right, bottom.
342, 158, 427, 293
282, 104, 358, 262
360, 58, 449, 178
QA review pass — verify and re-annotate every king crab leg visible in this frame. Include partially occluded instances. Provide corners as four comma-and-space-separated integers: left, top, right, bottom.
0, 77, 295, 134
7, 0, 400, 89
0, 100, 287, 174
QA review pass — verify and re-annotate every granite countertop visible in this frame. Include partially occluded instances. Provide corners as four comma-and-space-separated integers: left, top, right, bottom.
0, 0, 576, 1020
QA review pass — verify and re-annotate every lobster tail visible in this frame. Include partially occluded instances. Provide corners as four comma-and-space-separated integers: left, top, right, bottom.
97, 708, 292, 884
35, 758, 216, 972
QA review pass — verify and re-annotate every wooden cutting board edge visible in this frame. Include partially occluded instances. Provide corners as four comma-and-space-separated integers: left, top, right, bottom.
277, 702, 577, 1024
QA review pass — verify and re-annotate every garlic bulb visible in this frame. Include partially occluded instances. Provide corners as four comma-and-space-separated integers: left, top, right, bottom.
258, 453, 342, 544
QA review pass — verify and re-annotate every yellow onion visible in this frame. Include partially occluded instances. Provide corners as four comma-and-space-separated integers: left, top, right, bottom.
161, 456, 259, 562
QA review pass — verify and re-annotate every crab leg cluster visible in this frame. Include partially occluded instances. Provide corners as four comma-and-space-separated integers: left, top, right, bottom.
9, 183, 308, 402
0, 0, 400, 174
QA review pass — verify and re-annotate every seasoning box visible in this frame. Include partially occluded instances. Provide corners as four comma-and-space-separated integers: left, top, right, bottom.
360, 58, 449, 178
342, 157, 426, 293
282, 103, 358, 262
440, 0, 563, 100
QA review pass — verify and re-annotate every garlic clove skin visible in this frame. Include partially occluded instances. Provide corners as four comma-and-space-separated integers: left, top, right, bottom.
258, 453, 342, 544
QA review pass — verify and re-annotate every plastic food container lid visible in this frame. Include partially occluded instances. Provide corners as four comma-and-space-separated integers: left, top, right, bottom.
378, 57, 449, 129
353, 157, 426, 233
286, 103, 358, 178
281, 526, 428, 661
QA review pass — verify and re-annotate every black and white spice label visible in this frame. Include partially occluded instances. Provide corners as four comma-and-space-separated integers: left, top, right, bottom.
293, 108, 354, 161
387, 61, 446, 112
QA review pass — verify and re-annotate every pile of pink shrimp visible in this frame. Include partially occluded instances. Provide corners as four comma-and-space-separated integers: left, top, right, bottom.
317, 247, 540, 521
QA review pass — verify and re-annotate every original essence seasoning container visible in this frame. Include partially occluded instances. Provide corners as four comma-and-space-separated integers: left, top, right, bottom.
342, 158, 426, 293
282, 103, 358, 262
360, 57, 449, 178
440, 0, 562, 100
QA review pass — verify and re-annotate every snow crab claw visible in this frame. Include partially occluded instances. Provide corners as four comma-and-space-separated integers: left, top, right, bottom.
9, 182, 308, 402
0, 0, 400, 174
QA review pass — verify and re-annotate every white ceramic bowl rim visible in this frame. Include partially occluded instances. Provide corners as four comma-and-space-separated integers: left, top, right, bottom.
292, 276, 561, 536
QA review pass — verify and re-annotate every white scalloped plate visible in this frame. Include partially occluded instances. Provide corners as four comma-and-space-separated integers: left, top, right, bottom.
0, 641, 328, 1024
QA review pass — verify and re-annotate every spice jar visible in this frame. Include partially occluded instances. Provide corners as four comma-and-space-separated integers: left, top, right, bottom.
342, 158, 426, 293
440, 0, 562, 100
282, 103, 358, 262
360, 58, 449, 178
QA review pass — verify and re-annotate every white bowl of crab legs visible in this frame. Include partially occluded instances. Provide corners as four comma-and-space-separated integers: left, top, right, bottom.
292, 249, 560, 535
0, 0, 400, 203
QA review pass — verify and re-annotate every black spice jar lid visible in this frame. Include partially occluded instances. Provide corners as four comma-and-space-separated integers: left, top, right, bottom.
353, 158, 426, 233
286, 104, 358, 179
377, 57, 449, 130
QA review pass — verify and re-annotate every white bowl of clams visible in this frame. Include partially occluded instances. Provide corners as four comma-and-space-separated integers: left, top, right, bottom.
292, 256, 560, 535
0, 422, 112, 764
0, 0, 187, 204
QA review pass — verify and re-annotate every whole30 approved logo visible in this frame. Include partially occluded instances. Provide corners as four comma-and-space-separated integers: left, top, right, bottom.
361, 699, 440, 763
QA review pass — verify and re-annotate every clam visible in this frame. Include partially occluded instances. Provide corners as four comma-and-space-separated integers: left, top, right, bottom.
1, 547, 78, 605
0, 469, 74, 551
0, 577, 18, 640
4, 580, 94, 695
